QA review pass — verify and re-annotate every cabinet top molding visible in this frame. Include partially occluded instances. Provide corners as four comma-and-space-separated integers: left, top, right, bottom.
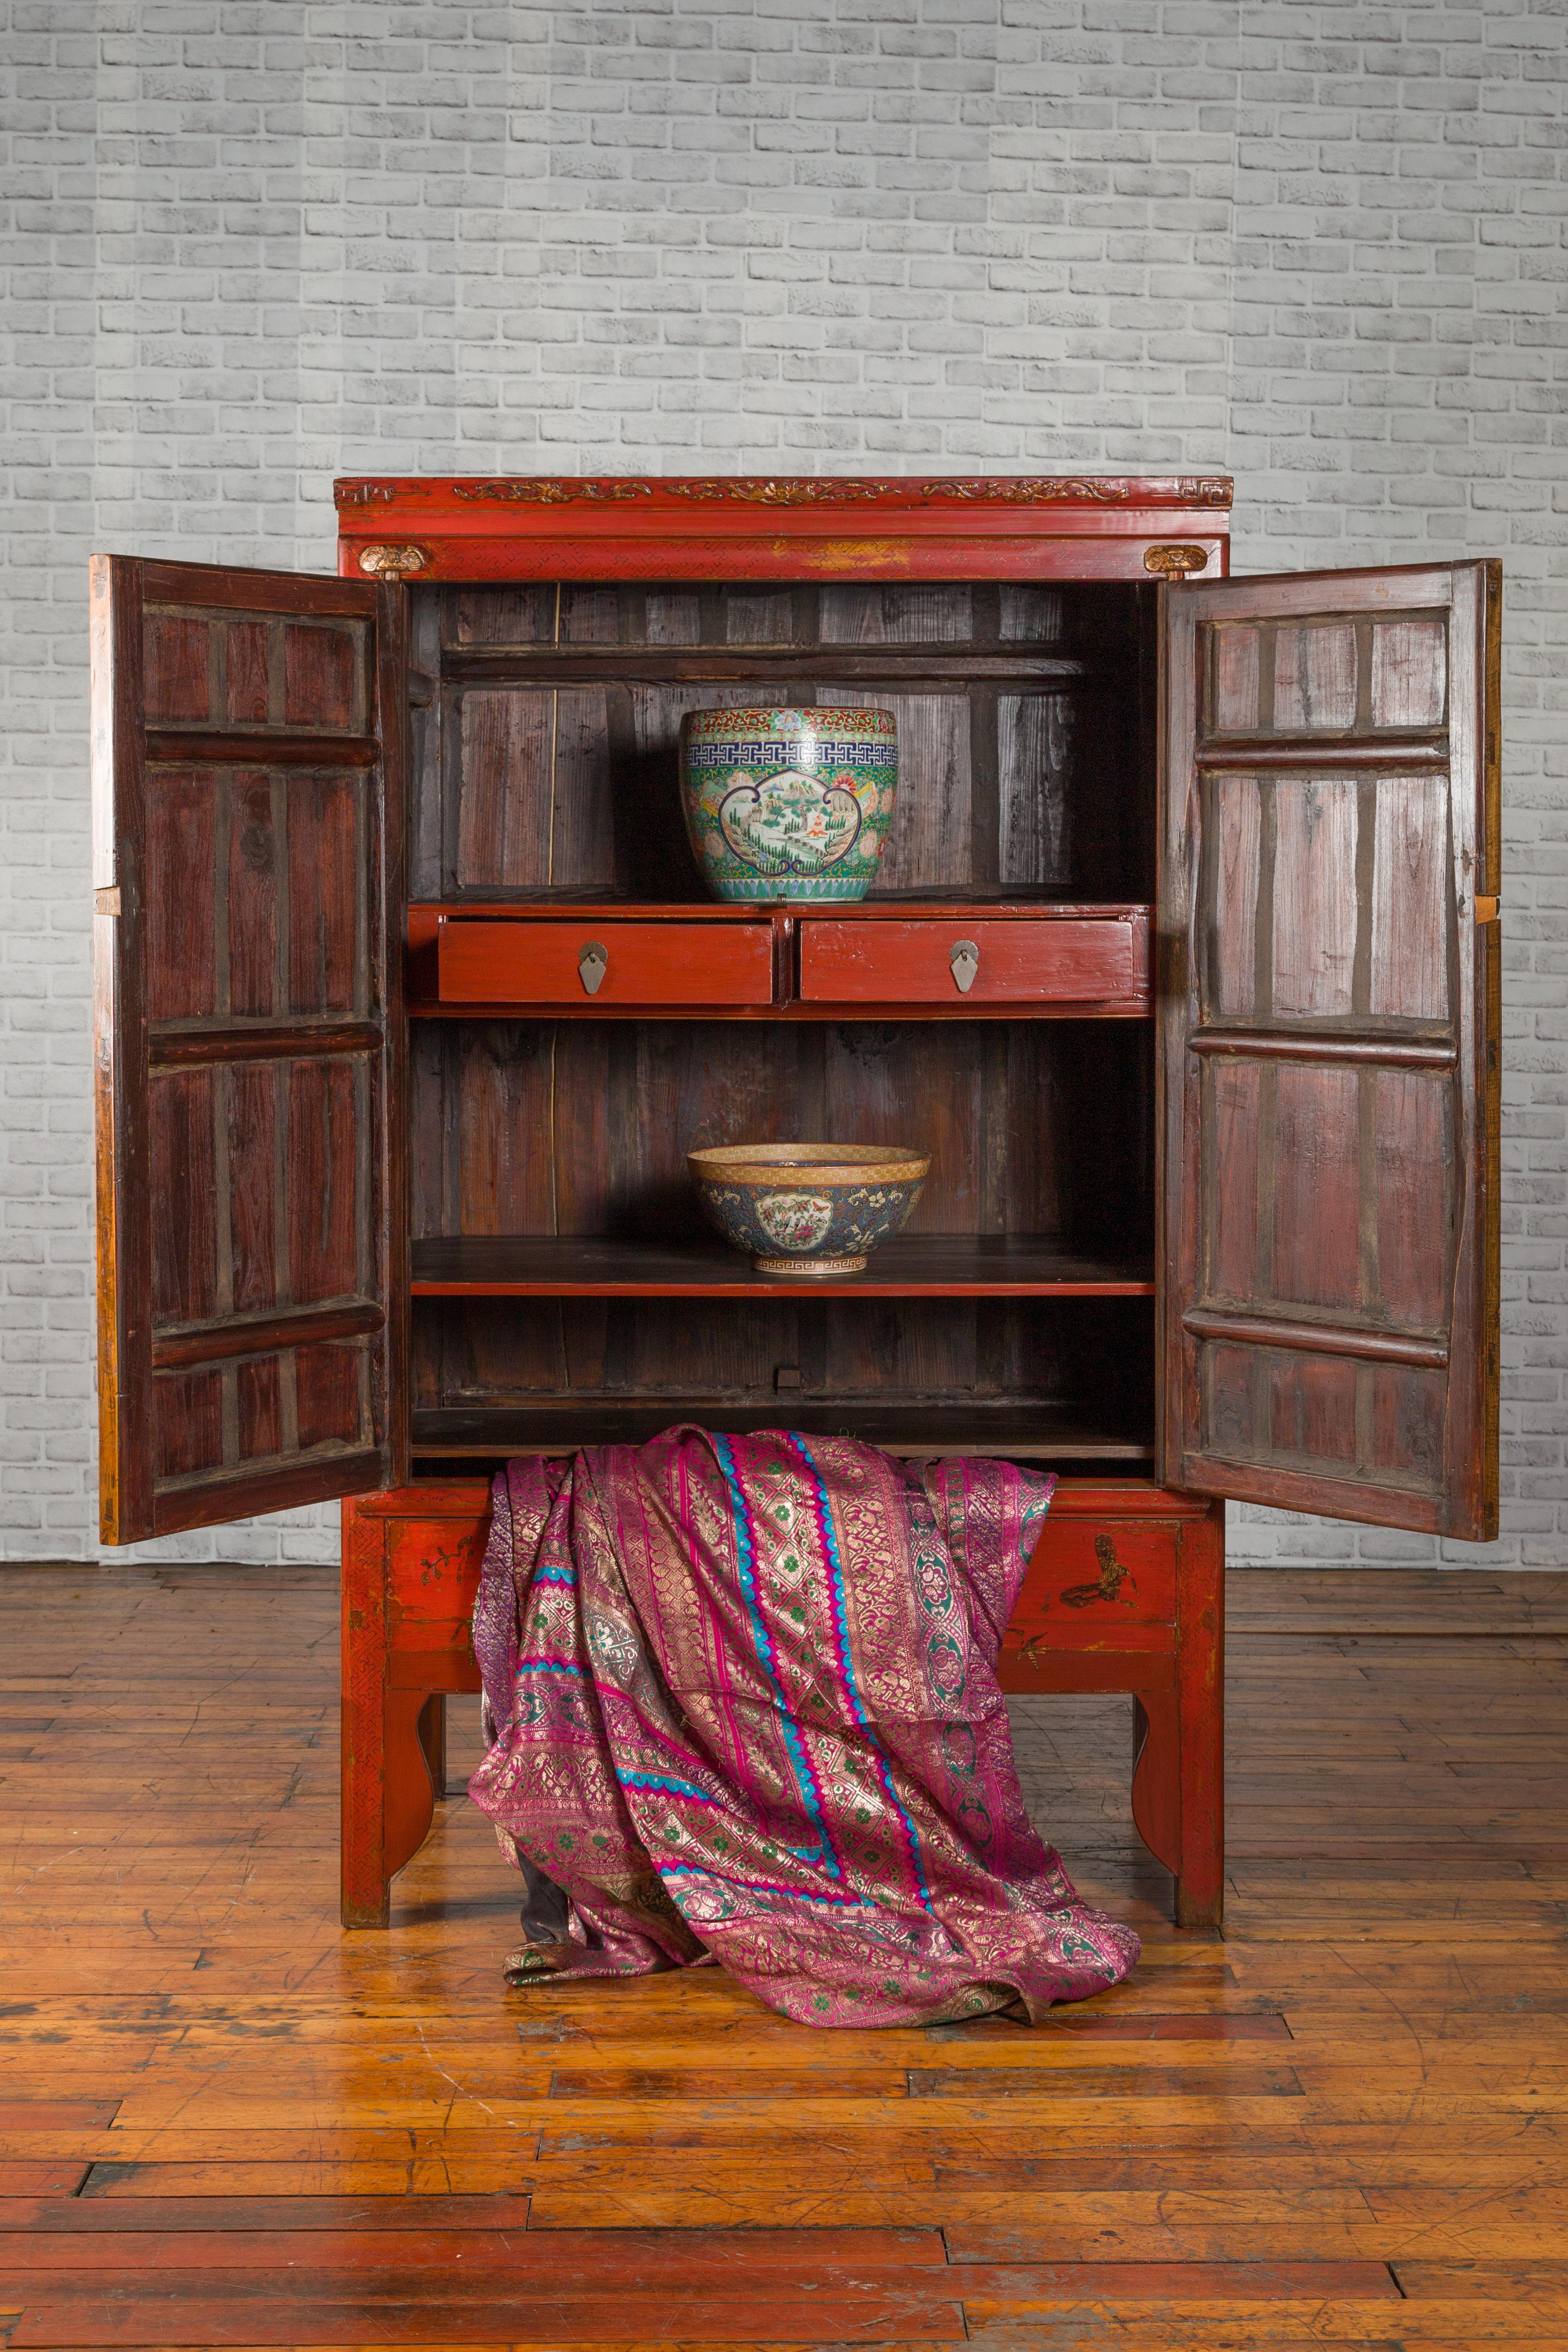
335, 474, 1234, 511
333, 474, 1233, 584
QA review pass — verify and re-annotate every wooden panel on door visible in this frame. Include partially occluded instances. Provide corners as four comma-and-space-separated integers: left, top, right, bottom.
92, 557, 408, 1542
1160, 561, 1501, 1538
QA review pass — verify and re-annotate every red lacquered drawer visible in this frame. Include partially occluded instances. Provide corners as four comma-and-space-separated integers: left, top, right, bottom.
1008, 1516, 1180, 1651
439, 919, 774, 1006
382, 1511, 487, 1693
386, 1520, 487, 1634
797, 915, 1149, 1005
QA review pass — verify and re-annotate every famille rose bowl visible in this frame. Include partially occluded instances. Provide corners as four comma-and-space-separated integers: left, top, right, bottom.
679, 705, 898, 903
688, 1142, 929, 1277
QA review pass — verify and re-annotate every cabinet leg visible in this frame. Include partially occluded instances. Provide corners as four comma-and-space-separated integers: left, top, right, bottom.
384, 1689, 439, 1884
1130, 1691, 1182, 1880
1126, 1504, 1225, 1932
1130, 1684, 1224, 1930
1173, 1501, 1224, 1932
418, 1693, 448, 1801
341, 1500, 392, 1929
341, 1803, 390, 1931
341, 1499, 448, 1928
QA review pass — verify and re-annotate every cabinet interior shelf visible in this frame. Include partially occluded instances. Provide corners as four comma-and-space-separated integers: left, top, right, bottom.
410, 895, 1152, 918
410, 1402, 1153, 1463
435, 649, 1093, 689
410, 1236, 1156, 1299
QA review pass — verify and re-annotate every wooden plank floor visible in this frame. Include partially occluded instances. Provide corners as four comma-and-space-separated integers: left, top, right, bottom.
1, 1562, 1565, 2349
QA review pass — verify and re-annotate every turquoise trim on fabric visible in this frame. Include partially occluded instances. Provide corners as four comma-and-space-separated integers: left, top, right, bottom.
621, 1770, 720, 1804
788, 1432, 935, 1913
711, 1430, 842, 1883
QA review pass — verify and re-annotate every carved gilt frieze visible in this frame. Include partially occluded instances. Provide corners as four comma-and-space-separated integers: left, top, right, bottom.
335, 473, 1234, 510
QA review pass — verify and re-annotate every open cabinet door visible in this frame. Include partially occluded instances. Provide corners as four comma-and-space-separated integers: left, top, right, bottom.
93, 558, 408, 1542
1159, 561, 1501, 1538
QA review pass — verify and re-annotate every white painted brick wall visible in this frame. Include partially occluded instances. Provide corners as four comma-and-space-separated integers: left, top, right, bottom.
1, 0, 1561, 1565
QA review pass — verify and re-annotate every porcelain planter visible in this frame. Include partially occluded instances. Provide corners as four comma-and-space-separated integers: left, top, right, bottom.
687, 1142, 929, 1276
679, 705, 898, 903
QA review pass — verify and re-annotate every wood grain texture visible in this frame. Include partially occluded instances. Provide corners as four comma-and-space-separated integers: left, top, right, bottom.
409, 1015, 1152, 1253
1273, 623, 1358, 734
1371, 773, 1451, 1021
455, 688, 553, 887
2, 1556, 1562, 2347
406, 1396, 1157, 1459
1270, 1063, 1360, 1310
415, 575, 1150, 906
1205, 773, 1260, 1019
1370, 617, 1447, 728
403, 1000, 1156, 1455
91, 557, 406, 1544
819, 686, 974, 892
1270, 778, 1358, 1017
407, 1294, 1153, 1439
1161, 562, 1501, 1538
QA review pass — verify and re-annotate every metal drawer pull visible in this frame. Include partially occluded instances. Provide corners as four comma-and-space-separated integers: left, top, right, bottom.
950, 939, 979, 995
579, 941, 609, 996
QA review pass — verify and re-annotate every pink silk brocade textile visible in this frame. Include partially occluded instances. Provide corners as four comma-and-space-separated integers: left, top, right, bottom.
468, 1427, 1139, 2027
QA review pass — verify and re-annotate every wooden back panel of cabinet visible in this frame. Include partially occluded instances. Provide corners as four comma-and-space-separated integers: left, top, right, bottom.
385, 529, 1176, 1476
398, 574, 1161, 909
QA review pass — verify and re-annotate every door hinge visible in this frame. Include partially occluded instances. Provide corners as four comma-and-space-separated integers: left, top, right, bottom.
358, 543, 430, 577
1144, 544, 1210, 580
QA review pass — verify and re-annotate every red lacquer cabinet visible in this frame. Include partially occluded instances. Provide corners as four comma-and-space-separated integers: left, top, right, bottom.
91, 478, 1502, 1934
